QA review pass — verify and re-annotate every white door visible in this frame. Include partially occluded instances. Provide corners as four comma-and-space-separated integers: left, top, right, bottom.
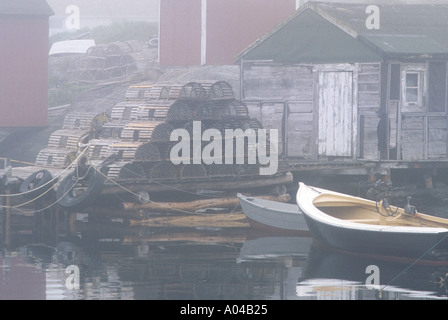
318, 71, 354, 157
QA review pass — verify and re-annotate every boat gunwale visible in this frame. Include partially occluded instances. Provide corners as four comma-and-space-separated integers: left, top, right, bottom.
297, 182, 448, 235
237, 193, 300, 214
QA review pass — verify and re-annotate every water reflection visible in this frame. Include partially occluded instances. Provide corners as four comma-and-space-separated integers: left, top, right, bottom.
298, 243, 448, 300
1, 209, 448, 300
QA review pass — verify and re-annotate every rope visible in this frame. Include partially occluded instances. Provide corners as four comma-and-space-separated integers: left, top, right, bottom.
13, 176, 83, 214
0, 147, 91, 213
0, 146, 90, 198
0, 157, 36, 166
7, 165, 96, 214
0, 147, 262, 215
379, 232, 448, 295
92, 166, 240, 215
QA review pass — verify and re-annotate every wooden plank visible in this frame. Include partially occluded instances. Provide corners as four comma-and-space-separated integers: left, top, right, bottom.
358, 92, 381, 102
129, 212, 250, 228
358, 73, 380, 83
402, 116, 425, 129
260, 102, 284, 154
288, 101, 313, 113
122, 232, 247, 244
101, 172, 294, 195
428, 142, 447, 157
358, 83, 380, 92
242, 64, 313, 101
359, 63, 380, 73
290, 114, 313, 131
122, 194, 290, 212
401, 129, 424, 141
402, 142, 424, 160
429, 117, 447, 129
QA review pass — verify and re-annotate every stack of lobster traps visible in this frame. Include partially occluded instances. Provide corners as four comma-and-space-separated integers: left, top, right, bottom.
94, 79, 284, 183
35, 112, 109, 168
32, 80, 289, 208
74, 41, 138, 83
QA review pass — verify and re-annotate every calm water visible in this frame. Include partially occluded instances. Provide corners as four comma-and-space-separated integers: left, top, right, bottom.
2, 208, 448, 301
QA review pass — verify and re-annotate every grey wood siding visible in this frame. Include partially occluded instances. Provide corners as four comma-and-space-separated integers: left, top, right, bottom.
241, 61, 385, 161
357, 63, 381, 160
286, 101, 314, 158
242, 62, 313, 101
428, 116, 447, 159
242, 62, 314, 158
401, 115, 425, 160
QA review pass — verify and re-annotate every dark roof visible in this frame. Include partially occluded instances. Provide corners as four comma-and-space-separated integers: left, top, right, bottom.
236, 2, 448, 63
0, 0, 54, 16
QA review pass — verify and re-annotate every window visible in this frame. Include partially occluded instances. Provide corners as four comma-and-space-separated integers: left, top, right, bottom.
405, 73, 419, 103
401, 64, 425, 112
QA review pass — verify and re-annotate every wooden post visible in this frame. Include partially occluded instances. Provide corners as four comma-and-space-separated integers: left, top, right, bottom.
4, 186, 10, 247
0, 176, 5, 247
54, 204, 60, 240
64, 211, 77, 236
378, 200, 387, 225
425, 174, 433, 189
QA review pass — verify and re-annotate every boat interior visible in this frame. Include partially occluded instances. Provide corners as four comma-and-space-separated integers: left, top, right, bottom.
313, 193, 448, 228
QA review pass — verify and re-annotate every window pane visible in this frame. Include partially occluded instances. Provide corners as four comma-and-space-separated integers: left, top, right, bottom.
406, 88, 418, 102
406, 73, 418, 87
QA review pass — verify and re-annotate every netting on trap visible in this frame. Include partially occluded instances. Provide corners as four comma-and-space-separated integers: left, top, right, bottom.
147, 161, 180, 181
151, 122, 175, 142
134, 142, 163, 162
180, 164, 208, 179
208, 163, 237, 177
166, 100, 193, 122
179, 82, 208, 101
118, 163, 146, 180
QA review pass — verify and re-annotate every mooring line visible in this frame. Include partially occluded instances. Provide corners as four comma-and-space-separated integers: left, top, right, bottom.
93, 167, 212, 215
380, 232, 448, 294
14, 177, 84, 214
0, 147, 92, 213
0, 146, 90, 198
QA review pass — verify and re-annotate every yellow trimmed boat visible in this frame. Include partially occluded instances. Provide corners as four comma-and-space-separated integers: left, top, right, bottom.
296, 182, 448, 260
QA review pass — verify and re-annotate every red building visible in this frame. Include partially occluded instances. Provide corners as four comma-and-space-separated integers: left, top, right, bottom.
0, 0, 53, 127
159, 0, 298, 66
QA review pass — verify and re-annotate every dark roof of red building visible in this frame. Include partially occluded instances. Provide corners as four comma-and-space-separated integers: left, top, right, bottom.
0, 0, 54, 16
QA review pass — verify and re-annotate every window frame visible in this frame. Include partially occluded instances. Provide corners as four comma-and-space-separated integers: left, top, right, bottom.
401, 64, 426, 113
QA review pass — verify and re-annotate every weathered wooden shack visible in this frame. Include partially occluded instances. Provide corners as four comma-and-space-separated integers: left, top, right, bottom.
236, 2, 448, 178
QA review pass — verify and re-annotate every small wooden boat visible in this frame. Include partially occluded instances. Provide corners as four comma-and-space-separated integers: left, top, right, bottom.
296, 182, 448, 260
238, 193, 309, 236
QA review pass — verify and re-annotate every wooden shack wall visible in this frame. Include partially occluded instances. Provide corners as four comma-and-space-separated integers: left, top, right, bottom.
386, 61, 448, 161
241, 61, 382, 161
357, 63, 381, 160
241, 62, 315, 158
